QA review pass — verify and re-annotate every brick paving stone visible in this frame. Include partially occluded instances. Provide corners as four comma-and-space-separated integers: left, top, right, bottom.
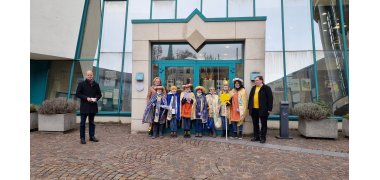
31, 124, 348, 180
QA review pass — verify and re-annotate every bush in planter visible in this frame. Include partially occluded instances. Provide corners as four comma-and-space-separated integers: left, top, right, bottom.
293, 101, 338, 139
37, 98, 78, 132
293, 102, 330, 120
38, 98, 77, 114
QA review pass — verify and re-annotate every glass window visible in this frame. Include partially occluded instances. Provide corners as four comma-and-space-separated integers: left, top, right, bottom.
101, 1, 127, 52
257, 0, 284, 114
284, 0, 316, 110
165, 67, 194, 92
313, 0, 348, 115
177, 0, 200, 18
95, 53, 122, 112
199, 67, 229, 93
120, 53, 132, 112
203, 0, 227, 18
152, 43, 243, 60
228, 0, 253, 17
236, 63, 243, 80
152, 0, 175, 19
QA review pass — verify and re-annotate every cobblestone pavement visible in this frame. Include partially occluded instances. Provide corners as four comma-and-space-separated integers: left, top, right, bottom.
31, 124, 349, 180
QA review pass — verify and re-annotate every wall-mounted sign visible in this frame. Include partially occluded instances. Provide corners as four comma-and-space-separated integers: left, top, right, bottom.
136, 72, 144, 81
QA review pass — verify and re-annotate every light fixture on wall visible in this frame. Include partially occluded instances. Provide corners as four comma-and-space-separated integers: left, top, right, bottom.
322, 12, 327, 15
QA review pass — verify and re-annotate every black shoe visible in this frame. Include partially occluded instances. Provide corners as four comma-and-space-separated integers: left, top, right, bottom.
260, 139, 266, 143
89, 137, 99, 142
80, 139, 86, 144
251, 137, 261, 142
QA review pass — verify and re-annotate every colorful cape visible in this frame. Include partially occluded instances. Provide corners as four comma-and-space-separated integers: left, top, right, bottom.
229, 88, 248, 126
192, 93, 209, 123
142, 94, 167, 124
166, 92, 181, 121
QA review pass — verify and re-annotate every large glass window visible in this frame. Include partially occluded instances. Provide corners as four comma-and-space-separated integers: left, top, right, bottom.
177, 0, 200, 18
203, 0, 227, 17
152, 43, 243, 60
313, 0, 348, 115
152, 0, 175, 19
228, 0, 253, 17
283, 0, 316, 110
256, 0, 284, 114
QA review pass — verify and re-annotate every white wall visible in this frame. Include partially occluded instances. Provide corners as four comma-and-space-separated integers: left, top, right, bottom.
31, 0, 85, 59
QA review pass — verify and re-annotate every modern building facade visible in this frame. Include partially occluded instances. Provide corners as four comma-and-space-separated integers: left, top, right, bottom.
30, 0, 349, 134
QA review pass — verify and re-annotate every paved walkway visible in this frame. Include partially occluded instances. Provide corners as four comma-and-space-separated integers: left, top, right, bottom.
31, 124, 349, 179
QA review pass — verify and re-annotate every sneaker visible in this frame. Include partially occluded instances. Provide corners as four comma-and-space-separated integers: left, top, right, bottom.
80, 139, 86, 144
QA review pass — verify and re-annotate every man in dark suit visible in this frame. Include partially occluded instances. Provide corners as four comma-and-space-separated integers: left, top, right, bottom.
76, 70, 102, 144
248, 76, 273, 143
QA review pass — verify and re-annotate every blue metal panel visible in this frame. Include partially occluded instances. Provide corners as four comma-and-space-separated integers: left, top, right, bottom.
132, 9, 266, 24
30, 60, 50, 104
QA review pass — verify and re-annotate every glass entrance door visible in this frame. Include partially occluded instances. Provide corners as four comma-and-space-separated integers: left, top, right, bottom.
164, 66, 193, 92
199, 66, 229, 94
155, 60, 240, 93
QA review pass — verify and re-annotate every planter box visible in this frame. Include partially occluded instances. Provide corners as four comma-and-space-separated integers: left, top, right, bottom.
30, 113, 38, 130
298, 118, 338, 139
38, 113, 76, 132
342, 118, 349, 137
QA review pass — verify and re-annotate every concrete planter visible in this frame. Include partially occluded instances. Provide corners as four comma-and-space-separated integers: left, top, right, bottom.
38, 113, 76, 132
298, 118, 338, 139
30, 113, 38, 130
342, 118, 349, 137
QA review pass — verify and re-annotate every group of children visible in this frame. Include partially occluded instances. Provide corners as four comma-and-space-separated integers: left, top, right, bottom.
142, 77, 248, 139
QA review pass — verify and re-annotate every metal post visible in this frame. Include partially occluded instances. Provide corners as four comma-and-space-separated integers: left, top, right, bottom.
280, 0, 288, 101
95, 0, 105, 81
175, 0, 177, 19
226, 0, 229, 18
339, 0, 349, 95
67, 61, 76, 100
118, 0, 129, 113
253, 0, 256, 16
150, 0, 153, 19
309, 0, 320, 100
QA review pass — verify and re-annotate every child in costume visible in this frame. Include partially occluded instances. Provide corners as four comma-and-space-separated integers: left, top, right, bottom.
142, 86, 167, 139
180, 84, 195, 138
206, 87, 219, 138
166, 85, 181, 138
229, 78, 248, 139
193, 86, 208, 138
219, 82, 231, 137
146, 77, 167, 137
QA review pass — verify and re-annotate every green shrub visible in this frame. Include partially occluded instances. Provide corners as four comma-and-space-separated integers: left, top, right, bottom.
293, 102, 330, 120
343, 114, 349, 120
30, 104, 37, 113
314, 100, 332, 117
38, 98, 77, 114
